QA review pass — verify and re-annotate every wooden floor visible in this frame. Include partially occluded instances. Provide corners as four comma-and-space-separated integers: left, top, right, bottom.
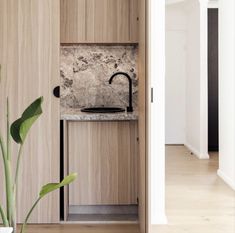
17, 145, 235, 233
18, 224, 140, 233
152, 146, 235, 233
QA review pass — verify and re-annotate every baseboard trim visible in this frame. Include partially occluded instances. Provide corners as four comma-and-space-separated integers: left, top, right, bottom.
184, 143, 209, 159
151, 214, 168, 225
69, 205, 138, 215
60, 220, 139, 224
217, 169, 235, 190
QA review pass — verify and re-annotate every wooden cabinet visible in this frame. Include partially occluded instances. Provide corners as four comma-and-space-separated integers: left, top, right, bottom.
61, 0, 138, 43
67, 121, 138, 205
60, 0, 86, 42
0, 0, 60, 223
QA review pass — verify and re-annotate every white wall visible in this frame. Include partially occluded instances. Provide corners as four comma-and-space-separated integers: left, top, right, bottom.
208, 0, 218, 9
184, 0, 201, 154
165, 3, 187, 144
218, 0, 235, 190
165, 0, 208, 157
184, 0, 209, 159
149, 0, 167, 226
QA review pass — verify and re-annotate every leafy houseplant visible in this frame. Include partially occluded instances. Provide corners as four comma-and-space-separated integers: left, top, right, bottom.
0, 67, 77, 233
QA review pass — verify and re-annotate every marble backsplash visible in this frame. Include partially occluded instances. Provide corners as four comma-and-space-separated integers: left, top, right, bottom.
60, 45, 138, 110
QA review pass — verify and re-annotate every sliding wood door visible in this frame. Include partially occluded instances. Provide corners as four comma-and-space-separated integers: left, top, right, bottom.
0, 0, 60, 223
138, 0, 147, 232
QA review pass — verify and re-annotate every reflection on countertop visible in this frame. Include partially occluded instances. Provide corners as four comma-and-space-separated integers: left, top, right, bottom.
61, 107, 138, 121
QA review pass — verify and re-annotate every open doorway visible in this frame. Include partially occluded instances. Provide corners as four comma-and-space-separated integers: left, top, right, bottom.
158, 1, 235, 232
165, 1, 219, 158
208, 8, 219, 152
165, 0, 209, 160
207, 8, 219, 181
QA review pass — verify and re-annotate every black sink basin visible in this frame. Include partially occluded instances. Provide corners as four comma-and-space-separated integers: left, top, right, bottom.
81, 107, 125, 113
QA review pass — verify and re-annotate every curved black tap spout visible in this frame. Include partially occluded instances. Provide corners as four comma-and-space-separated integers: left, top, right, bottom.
109, 72, 133, 112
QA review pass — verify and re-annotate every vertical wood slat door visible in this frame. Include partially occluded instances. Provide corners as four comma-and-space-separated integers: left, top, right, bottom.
138, 0, 146, 231
68, 121, 138, 205
0, 0, 60, 223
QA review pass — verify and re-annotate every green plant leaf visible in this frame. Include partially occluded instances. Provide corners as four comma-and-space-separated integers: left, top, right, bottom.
39, 173, 77, 198
10, 97, 43, 144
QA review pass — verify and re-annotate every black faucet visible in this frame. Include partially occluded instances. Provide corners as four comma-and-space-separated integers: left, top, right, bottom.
109, 72, 133, 112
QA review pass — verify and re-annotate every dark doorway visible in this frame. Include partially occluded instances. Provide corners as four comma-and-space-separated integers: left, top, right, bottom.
208, 9, 219, 151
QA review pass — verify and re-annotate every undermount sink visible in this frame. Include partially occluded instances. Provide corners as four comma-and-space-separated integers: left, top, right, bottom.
81, 107, 125, 113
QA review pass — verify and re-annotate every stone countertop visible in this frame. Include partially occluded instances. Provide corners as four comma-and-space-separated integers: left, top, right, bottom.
60, 107, 138, 121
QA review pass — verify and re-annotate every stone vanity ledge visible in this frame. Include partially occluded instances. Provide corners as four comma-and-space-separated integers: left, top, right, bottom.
60, 108, 138, 121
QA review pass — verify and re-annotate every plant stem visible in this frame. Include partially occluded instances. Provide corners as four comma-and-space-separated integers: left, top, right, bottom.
5, 160, 14, 228
0, 134, 12, 222
13, 144, 23, 233
14, 145, 23, 187
13, 145, 23, 233
0, 133, 7, 168
7, 97, 16, 233
20, 198, 41, 233
0, 133, 14, 232
0, 203, 9, 226
6, 97, 10, 160
6, 98, 16, 232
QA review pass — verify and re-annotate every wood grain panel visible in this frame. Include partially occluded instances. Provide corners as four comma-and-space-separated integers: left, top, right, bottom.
0, 0, 19, 219
0, 0, 60, 223
137, 0, 147, 232
86, 0, 108, 42
60, 0, 86, 43
116, 0, 130, 42
68, 121, 138, 205
61, 0, 138, 43
87, 0, 137, 43
63, 121, 69, 221
130, 0, 139, 42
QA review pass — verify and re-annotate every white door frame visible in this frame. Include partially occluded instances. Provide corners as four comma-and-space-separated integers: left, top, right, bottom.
148, 0, 211, 229
199, 0, 210, 159
148, 0, 167, 226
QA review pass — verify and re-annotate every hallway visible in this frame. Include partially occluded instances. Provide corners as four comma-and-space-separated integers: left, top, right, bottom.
152, 146, 235, 233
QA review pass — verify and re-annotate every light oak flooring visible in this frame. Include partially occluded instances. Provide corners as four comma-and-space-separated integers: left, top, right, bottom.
16, 145, 235, 233
17, 224, 140, 233
152, 146, 235, 233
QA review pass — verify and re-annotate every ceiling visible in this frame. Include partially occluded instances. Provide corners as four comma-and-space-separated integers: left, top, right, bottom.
166, 0, 185, 5
166, 0, 218, 5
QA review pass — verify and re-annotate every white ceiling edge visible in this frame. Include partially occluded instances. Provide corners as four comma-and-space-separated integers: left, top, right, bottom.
166, 0, 218, 7
208, 0, 219, 8
165, 0, 185, 5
